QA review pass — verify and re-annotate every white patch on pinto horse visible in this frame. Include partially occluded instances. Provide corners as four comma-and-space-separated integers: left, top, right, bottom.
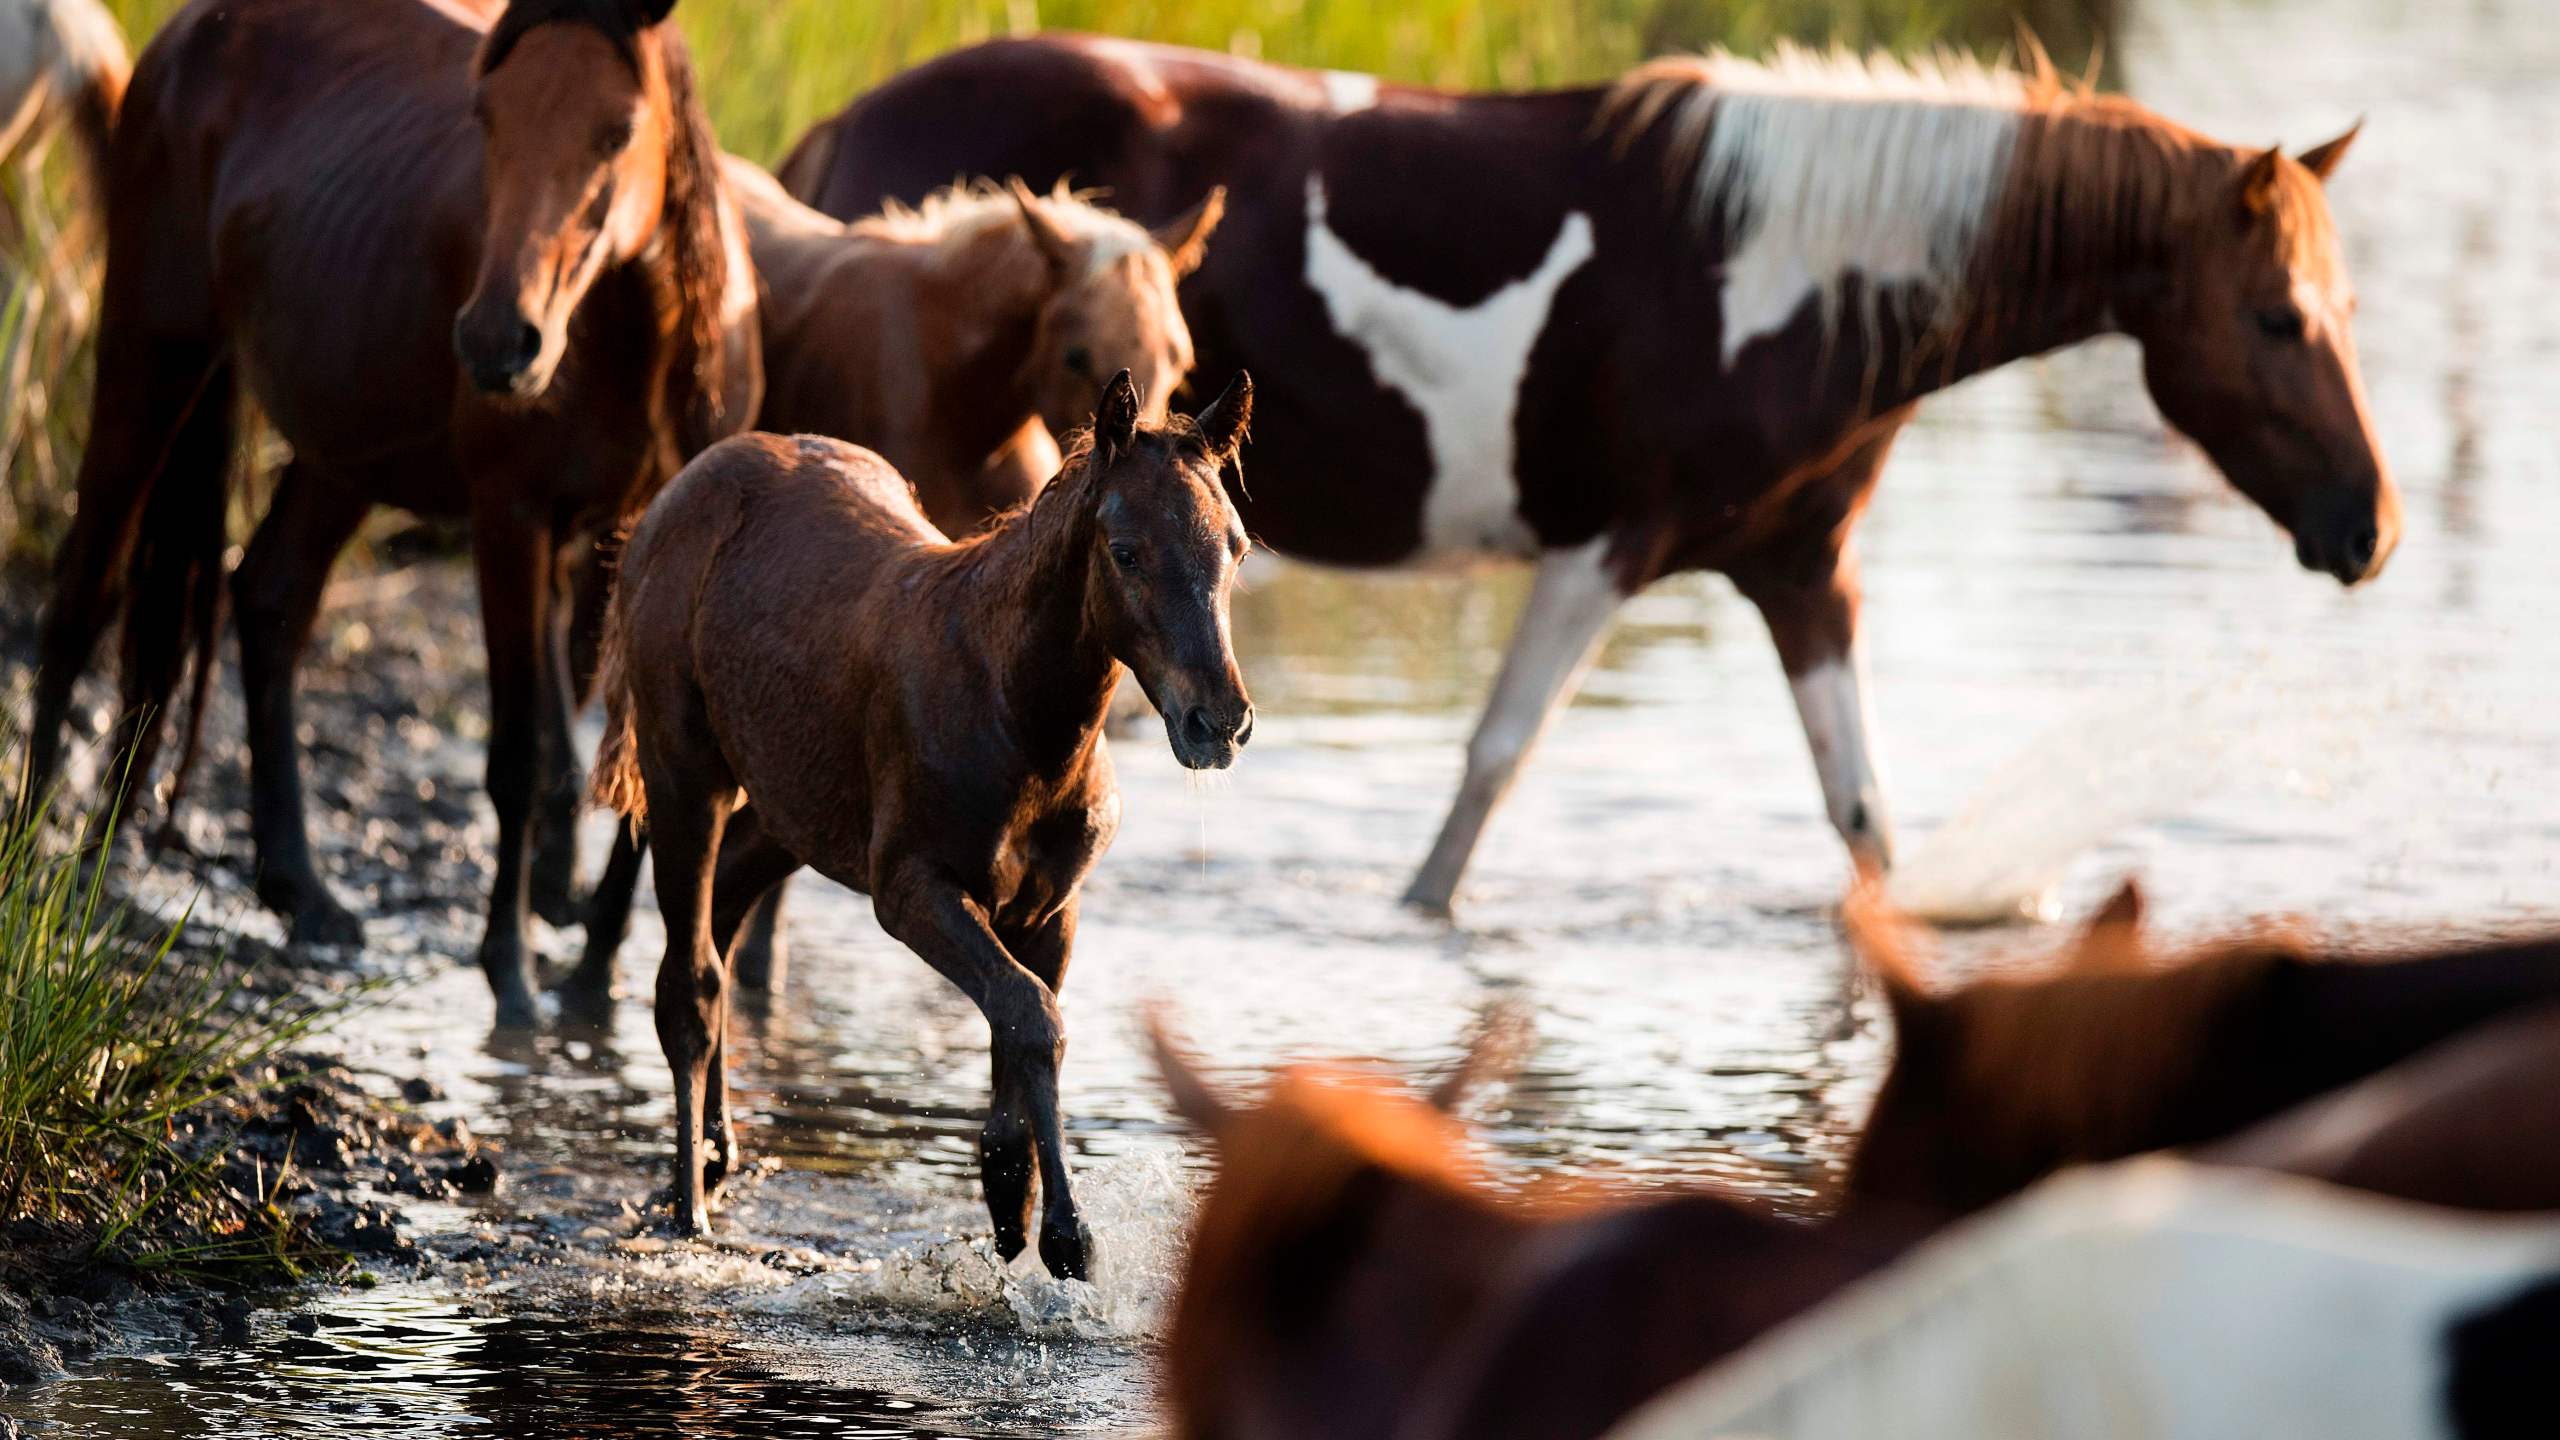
1302, 175, 1594, 561
1321, 70, 1380, 113
1613, 46, 2026, 367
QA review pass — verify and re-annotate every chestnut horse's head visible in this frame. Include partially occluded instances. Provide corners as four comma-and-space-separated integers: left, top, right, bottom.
1010, 182, 1222, 432
1080, 369, 1255, 769
1147, 1012, 1531, 1440
455, 0, 722, 400
2131, 125, 2399, 585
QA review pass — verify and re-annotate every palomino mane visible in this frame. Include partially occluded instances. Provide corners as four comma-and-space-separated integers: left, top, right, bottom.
851, 177, 1155, 278
1600, 43, 2258, 363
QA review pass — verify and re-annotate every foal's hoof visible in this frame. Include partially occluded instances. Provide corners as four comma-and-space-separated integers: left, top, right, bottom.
481, 940, 542, 1030
1039, 1216, 1097, 1282
285, 895, 367, 950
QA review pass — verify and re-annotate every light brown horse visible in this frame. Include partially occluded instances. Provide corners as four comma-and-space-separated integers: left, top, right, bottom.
568, 160, 1220, 999
588, 371, 1253, 1273
17, 0, 757, 1027
1147, 1015, 1914, 1440
1843, 884, 2560, 1218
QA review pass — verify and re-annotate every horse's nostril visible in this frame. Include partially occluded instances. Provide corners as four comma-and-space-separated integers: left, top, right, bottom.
514, 322, 543, 366
2347, 525, 2379, 571
1235, 707, 1254, 748
1182, 707, 1216, 747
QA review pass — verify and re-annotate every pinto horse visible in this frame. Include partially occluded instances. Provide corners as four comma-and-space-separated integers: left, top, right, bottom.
17, 0, 757, 1026
587, 372, 1253, 1271
783, 39, 2399, 915
1147, 1015, 1916, 1440
1843, 884, 2560, 1218
566, 160, 1222, 997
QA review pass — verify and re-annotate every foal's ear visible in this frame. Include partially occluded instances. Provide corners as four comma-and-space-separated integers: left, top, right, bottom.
1145, 1007, 1235, 1142
2235, 145, 2285, 219
625, 0, 678, 27
1095, 369, 1141, 459
1153, 186, 1226, 278
1193, 371, 1253, 467
2295, 118, 2363, 183
1428, 1001, 1533, 1113
1010, 179, 1076, 277
2067, 877, 2148, 968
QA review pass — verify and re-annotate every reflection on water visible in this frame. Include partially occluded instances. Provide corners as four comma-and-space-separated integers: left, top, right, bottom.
10, 0, 2560, 1433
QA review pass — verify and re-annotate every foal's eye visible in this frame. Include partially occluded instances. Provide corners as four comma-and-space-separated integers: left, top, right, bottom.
596, 118, 635, 154
1108, 542, 1140, 571
1064, 345, 1094, 377
2255, 305, 2307, 341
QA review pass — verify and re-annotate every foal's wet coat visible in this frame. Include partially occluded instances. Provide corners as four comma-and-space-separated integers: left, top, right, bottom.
590, 372, 1253, 1272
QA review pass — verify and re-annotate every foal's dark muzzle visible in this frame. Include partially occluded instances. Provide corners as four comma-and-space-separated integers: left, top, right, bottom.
1169, 699, 1253, 771
2292, 484, 2400, 587
453, 307, 547, 398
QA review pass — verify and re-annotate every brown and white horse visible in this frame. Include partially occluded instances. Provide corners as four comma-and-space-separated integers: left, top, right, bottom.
18, 0, 758, 1026
785, 38, 2399, 915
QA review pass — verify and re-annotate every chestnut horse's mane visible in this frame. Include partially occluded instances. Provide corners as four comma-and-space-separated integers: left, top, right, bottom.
851, 176, 1153, 270
478, 0, 732, 411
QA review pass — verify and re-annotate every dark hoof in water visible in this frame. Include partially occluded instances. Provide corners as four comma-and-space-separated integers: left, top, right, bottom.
286, 896, 367, 949
483, 943, 542, 1029
551, 972, 615, 1027
530, 878, 587, 930
1398, 884, 1457, 922
1039, 1216, 1097, 1282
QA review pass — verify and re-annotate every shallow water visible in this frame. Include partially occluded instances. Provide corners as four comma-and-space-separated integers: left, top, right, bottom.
10, 0, 2560, 1433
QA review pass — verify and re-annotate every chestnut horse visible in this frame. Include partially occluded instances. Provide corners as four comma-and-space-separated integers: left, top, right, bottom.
1147, 1016, 1916, 1440
1844, 884, 2560, 1217
568, 159, 1221, 996
587, 371, 1253, 1272
784, 38, 2398, 915
17, 0, 757, 1026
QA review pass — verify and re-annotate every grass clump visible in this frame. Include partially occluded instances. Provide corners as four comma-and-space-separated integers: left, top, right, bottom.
0, 754, 340, 1279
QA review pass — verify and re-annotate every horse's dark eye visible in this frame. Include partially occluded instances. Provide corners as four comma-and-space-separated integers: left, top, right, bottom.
1108, 542, 1139, 571
1064, 345, 1094, 377
596, 119, 635, 154
2255, 306, 2306, 341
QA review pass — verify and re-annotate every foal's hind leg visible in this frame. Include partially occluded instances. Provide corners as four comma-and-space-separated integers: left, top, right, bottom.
232, 461, 371, 946
698, 807, 802, 1198
1403, 536, 1627, 918
876, 865, 1090, 1279
644, 761, 735, 1236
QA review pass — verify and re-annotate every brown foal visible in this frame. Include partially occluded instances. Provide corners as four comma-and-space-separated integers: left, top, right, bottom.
590, 371, 1254, 1275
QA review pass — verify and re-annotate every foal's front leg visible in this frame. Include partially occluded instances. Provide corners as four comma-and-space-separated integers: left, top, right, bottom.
876, 865, 1091, 1280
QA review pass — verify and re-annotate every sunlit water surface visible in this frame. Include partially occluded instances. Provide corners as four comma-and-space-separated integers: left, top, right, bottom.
11, 0, 2559, 1433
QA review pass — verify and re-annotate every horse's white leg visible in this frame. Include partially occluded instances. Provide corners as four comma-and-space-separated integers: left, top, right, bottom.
1785, 634, 1892, 874
1403, 536, 1624, 918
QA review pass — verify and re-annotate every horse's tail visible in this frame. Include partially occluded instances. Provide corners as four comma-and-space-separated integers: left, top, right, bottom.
54, 0, 130, 251
586, 536, 647, 826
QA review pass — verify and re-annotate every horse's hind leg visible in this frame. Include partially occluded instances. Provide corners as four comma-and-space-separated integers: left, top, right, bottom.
640, 733, 751, 1234
232, 460, 371, 946
1402, 536, 1626, 918
24, 330, 230, 823
698, 806, 802, 1196
729, 884, 789, 990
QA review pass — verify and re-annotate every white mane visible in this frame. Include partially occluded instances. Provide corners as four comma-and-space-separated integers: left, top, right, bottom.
1609, 44, 2037, 366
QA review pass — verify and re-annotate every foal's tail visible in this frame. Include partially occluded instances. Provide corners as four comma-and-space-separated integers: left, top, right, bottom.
586, 539, 647, 826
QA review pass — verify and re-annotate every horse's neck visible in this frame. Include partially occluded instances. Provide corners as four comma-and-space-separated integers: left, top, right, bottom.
961, 483, 1121, 747
914, 239, 1052, 471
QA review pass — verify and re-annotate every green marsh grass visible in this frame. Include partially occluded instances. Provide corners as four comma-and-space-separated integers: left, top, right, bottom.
0, 746, 339, 1278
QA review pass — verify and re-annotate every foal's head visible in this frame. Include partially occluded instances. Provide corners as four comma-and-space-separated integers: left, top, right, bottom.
1011, 182, 1222, 432
456, 0, 723, 399
1077, 369, 1255, 770
2131, 126, 2399, 585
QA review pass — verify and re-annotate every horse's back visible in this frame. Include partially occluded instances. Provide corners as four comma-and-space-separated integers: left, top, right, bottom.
783, 34, 1288, 219
628, 433, 940, 608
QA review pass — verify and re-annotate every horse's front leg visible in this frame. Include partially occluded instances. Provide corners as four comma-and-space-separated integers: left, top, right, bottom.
1735, 538, 1893, 876
1404, 536, 1628, 918
998, 897, 1090, 1277
531, 540, 608, 925
469, 508, 556, 1028
876, 865, 1090, 1280
232, 460, 371, 946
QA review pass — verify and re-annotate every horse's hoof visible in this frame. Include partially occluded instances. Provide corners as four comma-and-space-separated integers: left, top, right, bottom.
530, 880, 587, 930
1039, 1215, 1097, 1282
490, 986, 541, 1031
552, 971, 615, 1026
675, 1202, 712, 1238
1398, 882, 1457, 922
483, 944, 542, 1029
286, 896, 367, 950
